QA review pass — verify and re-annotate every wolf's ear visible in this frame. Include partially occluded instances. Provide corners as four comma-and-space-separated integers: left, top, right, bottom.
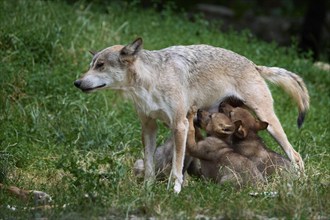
89, 50, 97, 56
257, 121, 268, 131
233, 120, 247, 139
120, 38, 143, 63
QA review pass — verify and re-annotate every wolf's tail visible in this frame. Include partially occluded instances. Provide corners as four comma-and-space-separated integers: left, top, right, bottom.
256, 66, 310, 128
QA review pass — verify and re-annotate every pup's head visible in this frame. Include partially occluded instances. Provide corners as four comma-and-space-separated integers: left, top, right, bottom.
220, 103, 268, 139
74, 38, 143, 92
197, 109, 235, 139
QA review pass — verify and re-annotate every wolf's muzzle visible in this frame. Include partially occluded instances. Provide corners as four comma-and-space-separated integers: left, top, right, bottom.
74, 79, 106, 92
74, 80, 82, 88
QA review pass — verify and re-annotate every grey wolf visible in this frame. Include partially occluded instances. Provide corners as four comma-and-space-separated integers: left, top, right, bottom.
74, 38, 309, 193
219, 103, 293, 177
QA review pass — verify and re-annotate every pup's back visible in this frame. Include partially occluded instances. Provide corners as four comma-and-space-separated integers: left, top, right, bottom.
215, 149, 266, 186
234, 136, 292, 176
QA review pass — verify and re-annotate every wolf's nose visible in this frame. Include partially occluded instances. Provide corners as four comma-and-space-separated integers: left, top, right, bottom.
74, 80, 82, 88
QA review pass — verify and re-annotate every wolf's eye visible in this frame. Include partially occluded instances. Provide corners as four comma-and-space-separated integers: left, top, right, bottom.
95, 62, 104, 69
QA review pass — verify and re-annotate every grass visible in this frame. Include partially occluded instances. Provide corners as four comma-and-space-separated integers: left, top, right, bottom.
0, 0, 329, 219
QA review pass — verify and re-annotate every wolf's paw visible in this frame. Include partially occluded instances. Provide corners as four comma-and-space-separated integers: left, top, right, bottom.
174, 181, 182, 194
293, 152, 305, 176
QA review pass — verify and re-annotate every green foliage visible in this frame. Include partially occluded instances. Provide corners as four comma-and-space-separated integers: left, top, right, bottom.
0, 0, 329, 219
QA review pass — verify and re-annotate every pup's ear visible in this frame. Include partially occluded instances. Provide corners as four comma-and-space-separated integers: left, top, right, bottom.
205, 121, 213, 134
234, 120, 242, 129
233, 120, 247, 139
257, 121, 268, 131
120, 38, 143, 63
218, 102, 234, 115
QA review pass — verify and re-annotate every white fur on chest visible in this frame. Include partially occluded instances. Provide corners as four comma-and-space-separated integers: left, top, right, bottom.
128, 87, 173, 126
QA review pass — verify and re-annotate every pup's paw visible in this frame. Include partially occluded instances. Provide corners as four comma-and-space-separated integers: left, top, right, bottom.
133, 159, 145, 179
189, 106, 198, 115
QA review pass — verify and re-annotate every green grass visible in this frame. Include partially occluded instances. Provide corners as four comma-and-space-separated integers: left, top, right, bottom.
0, 0, 329, 219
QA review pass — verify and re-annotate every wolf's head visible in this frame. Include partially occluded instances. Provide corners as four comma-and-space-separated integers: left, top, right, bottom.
74, 38, 143, 92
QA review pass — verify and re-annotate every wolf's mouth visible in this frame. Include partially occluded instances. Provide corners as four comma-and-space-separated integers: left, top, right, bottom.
82, 84, 106, 92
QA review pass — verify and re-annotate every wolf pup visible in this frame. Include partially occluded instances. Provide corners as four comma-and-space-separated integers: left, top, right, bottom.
133, 136, 198, 180
74, 38, 309, 193
220, 103, 293, 177
186, 107, 265, 186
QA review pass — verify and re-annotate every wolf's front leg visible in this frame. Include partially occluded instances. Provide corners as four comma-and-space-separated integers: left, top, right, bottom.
140, 115, 158, 184
172, 117, 189, 193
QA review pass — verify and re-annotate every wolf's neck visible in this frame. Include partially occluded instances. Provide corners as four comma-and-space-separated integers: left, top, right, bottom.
129, 51, 161, 89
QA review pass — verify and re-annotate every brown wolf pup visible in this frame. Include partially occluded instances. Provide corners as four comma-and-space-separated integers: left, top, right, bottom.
185, 107, 265, 186
219, 103, 293, 177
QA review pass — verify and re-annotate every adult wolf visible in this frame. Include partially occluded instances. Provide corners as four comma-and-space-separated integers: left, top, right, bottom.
74, 38, 309, 193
